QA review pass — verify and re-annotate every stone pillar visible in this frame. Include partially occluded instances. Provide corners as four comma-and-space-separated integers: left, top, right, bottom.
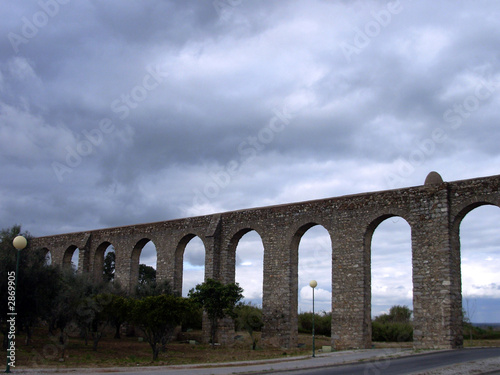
261, 234, 295, 348
412, 184, 462, 349
76, 234, 92, 274
155, 238, 175, 288
50, 245, 65, 268
113, 242, 132, 293
331, 225, 371, 350
201, 215, 228, 345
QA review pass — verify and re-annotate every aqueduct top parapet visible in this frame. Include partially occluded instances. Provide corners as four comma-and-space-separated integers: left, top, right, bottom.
31, 172, 500, 349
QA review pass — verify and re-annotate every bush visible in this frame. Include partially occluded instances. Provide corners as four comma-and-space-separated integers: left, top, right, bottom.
182, 306, 203, 331
298, 312, 331, 336
463, 324, 500, 340
372, 321, 413, 342
235, 303, 263, 332
372, 305, 413, 342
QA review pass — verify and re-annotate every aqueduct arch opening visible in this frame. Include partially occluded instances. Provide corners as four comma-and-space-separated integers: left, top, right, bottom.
234, 230, 264, 305
368, 215, 413, 342
130, 238, 157, 293
453, 203, 500, 324
62, 245, 79, 272
290, 223, 332, 341
42, 247, 52, 265
30, 172, 500, 350
174, 234, 206, 296
93, 241, 115, 282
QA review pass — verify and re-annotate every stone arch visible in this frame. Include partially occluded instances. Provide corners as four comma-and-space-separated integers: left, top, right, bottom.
130, 238, 157, 292
289, 222, 333, 344
62, 245, 79, 270
41, 247, 52, 266
93, 241, 114, 282
451, 201, 500, 297
364, 213, 413, 344
224, 228, 264, 285
174, 233, 206, 295
235, 230, 265, 305
452, 201, 500, 235
451, 201, 500, 326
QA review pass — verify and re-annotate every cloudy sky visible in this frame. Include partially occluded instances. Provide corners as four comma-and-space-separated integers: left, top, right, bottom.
1, 1, 499, 322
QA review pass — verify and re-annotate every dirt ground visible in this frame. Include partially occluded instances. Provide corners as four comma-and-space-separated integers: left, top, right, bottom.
7, 329, 331, 368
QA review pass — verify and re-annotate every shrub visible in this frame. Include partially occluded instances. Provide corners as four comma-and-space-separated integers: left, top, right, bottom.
298, 312, 331, 336
372, 321, 413, 342
372, 305, 413, 342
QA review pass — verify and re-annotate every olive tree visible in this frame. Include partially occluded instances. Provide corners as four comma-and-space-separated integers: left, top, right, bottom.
188, 279, 243, 347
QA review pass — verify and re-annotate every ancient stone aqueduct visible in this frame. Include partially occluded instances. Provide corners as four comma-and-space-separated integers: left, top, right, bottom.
31, 172, 500, 349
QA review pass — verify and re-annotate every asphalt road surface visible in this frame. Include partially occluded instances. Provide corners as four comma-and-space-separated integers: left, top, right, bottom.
265, 347, 500, 375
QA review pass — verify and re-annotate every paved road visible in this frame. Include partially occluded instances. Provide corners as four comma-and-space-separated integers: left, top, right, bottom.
264, 347, 500, 375
17, 347, 500, 375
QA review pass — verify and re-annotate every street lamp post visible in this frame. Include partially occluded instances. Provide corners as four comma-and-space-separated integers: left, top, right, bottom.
309, 280, 317, 358
5, 235, 27, 373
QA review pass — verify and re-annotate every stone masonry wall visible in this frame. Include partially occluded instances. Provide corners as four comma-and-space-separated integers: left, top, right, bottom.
30, 173, 500, 349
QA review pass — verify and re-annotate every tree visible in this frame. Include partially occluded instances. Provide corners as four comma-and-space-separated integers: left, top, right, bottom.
188, 279, 243, 347
463, 296, 477, 342
0, 225, 61, 347
129, 295, 191, 360
135, 279, 174, 298
372, 305, 413, 342
104, 294, 130, 339
139, 264, 156, 284
103, 251, 115, 282
235, 303, 263, 349
48, 271, 112, 355
134, 264, 174, 297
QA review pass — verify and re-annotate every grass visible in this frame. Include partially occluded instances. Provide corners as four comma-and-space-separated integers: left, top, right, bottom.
5, 328, 499, 370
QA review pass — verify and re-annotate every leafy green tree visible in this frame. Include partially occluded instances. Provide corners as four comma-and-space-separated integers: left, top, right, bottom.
103, 251, 115, 282
139, 264, 156, 284
0, 225, 61, 347
298, 311, 331, 336
129, 295, 191, 360
48, 271, 111, 352
104, 294, 130, 339
188, 279, 243, 347
88, 294, 115, 350
135, 279, 174, 298
73, 276, 115, 345
182, 305, 203, 332
134, 264, 175, 297
372, 305, 413, 342
235, 303, 263, 349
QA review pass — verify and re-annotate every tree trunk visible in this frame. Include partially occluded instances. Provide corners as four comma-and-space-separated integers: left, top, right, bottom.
152, 344, 159, 361
92, 333, 101, 351
210, 319, 217, 348
25, 324, 32, 345
114, 323, 121, 339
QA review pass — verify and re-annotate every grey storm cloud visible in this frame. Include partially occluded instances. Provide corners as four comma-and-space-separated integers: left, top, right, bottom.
1, 0, 499, 319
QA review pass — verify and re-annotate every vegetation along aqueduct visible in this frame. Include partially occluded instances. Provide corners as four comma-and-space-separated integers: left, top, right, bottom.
30, 171, 500, 349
